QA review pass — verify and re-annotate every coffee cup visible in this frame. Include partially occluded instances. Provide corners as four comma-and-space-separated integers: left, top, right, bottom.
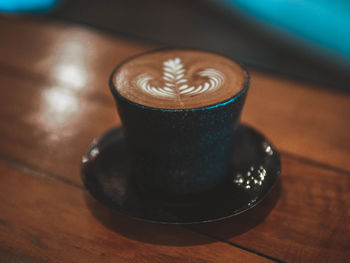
109, 49, 249, 197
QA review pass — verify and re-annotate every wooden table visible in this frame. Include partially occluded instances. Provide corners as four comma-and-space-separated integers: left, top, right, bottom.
0, 16, 349, 263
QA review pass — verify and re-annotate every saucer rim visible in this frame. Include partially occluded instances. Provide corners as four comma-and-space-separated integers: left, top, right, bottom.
81, 124, 281, 224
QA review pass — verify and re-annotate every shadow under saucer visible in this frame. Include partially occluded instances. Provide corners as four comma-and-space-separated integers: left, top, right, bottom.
84, 178, 281, 246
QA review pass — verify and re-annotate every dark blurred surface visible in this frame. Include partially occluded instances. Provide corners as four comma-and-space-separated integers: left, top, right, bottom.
47, 0, 350, 91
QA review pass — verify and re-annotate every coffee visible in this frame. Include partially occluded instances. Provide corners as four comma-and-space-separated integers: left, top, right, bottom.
109, 49, 250, 195
113, 49, 247, 109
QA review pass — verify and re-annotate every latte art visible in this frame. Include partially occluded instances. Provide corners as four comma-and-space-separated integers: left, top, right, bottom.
113, 49, 247, 109
136, 58, 224, 99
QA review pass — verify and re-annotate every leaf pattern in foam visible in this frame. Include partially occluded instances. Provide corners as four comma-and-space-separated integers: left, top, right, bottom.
137, 57, 224, 99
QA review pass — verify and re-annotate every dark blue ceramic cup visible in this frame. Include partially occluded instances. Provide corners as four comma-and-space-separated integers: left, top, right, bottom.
109, 50, 249, 197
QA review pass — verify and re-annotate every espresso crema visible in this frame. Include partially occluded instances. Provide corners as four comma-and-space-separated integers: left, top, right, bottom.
113, 49, 247, 109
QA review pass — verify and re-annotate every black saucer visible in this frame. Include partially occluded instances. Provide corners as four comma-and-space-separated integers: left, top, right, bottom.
81, 124, 281, 224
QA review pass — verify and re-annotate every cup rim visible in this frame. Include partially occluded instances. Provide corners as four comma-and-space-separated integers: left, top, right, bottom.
109, 48, 250, 112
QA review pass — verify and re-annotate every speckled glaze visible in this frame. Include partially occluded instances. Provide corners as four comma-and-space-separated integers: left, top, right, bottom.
109, 49, 250, 196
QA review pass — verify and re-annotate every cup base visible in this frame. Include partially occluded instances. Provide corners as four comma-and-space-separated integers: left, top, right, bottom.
81, 124, 281, 224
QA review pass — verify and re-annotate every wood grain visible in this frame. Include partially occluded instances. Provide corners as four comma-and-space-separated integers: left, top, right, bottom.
243, 73, 350, 171
0, 16, 349, 171
1, 14, 350, 263
0, 65, 349, 188
191, 155, 350, 263
1, 70, 349, 261
0, 15, 153, 99
0, 159, 273, 263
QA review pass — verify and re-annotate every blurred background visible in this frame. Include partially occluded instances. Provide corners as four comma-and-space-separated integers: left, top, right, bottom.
1, 0, 350, 90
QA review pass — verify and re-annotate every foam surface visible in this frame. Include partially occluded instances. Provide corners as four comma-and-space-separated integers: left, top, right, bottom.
113, 50, 247, 109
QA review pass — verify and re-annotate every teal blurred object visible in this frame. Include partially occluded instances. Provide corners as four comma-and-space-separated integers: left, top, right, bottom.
219, 0, 350, 63
0, 0, 59, 13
